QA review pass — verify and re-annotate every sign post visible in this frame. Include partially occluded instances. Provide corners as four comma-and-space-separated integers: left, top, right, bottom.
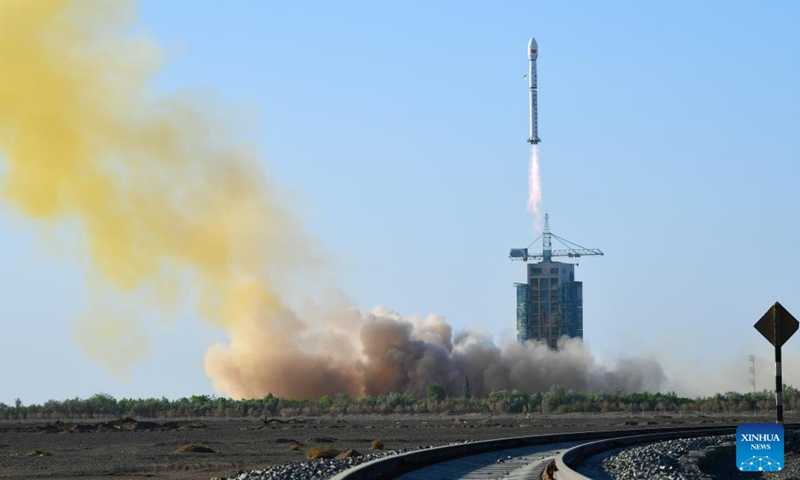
754, 302, 799, 424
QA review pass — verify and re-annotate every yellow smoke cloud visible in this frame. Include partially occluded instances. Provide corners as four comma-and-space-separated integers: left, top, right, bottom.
0, 0, 309, 379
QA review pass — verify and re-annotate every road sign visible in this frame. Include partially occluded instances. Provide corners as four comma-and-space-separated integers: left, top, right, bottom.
754, 302, 798, 424
754, 302, 799, 348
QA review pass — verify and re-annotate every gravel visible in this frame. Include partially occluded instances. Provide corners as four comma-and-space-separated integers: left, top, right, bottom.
600, 429, 800, 480
601, 434, 732, 479
213, 445, 443, 480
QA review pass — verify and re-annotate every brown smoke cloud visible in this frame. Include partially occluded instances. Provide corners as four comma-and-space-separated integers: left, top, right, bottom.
205, 300, 664, 399
1, 0, 665, 398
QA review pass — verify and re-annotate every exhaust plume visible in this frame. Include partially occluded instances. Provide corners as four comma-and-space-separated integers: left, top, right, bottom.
206, 301, 664, 399
527, 146, 542, 228
1, 1, 665, 399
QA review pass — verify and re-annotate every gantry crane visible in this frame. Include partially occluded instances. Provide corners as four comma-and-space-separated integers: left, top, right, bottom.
509, 213, 603, 263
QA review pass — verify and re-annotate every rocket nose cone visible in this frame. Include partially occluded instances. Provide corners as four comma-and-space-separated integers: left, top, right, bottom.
528, 37, 538, 60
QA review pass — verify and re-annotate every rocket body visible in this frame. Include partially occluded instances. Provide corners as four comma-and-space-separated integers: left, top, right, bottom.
527, 38, 541, 145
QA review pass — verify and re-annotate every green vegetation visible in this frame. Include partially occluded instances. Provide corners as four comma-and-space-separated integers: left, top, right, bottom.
2, 386, 798, 420
426, 384, 446, 402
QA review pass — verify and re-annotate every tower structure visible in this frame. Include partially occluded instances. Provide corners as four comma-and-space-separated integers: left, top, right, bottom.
510, 214, 602, 348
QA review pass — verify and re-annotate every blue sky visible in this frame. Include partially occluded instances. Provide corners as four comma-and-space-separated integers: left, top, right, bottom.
2, 0, 799, 404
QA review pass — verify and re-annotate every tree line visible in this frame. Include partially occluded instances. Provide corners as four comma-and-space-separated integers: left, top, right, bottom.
2, 385, 797, 421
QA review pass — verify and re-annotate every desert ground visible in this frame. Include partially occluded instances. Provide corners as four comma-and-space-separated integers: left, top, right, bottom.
0, 412, 789, 479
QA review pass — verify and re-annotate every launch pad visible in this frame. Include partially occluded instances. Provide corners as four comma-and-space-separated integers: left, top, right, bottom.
510, 214, 603, 348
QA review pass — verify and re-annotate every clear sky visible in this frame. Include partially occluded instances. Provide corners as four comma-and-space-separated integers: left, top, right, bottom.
1, 0, 799, 405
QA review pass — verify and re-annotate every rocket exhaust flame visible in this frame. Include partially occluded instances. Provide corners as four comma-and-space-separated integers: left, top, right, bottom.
0, 2, 665, 399
527, 145, 542, 228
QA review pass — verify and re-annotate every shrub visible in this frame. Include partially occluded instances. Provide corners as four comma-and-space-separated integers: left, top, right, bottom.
306, 446, 338, 459
175, 443, 215, 453
26, 450, 52, 457
426, 384, 445, 402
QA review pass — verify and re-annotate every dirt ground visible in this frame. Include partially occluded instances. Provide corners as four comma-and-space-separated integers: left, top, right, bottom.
0, 412, 788, 479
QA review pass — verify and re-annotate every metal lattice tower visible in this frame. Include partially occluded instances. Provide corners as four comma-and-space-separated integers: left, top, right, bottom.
509, 214, 603, 263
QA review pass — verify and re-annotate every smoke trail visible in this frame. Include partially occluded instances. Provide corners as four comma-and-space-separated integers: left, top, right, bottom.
0, 1, 665, 399
527, 146, 542, 228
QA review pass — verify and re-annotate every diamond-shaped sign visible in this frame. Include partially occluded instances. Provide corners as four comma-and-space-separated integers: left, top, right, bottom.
754, 302, 799, 347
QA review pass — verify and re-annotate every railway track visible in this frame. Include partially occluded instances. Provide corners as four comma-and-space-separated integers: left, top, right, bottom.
392, 441, 582, 480
330, 424, 800, 480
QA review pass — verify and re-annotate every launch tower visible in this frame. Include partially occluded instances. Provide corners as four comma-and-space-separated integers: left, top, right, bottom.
510, 214, 603, 348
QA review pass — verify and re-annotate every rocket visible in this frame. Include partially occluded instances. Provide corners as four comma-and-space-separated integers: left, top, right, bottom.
527, 38, 541, 145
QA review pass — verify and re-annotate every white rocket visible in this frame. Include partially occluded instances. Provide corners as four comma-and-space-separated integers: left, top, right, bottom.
527, 38, 541, 145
